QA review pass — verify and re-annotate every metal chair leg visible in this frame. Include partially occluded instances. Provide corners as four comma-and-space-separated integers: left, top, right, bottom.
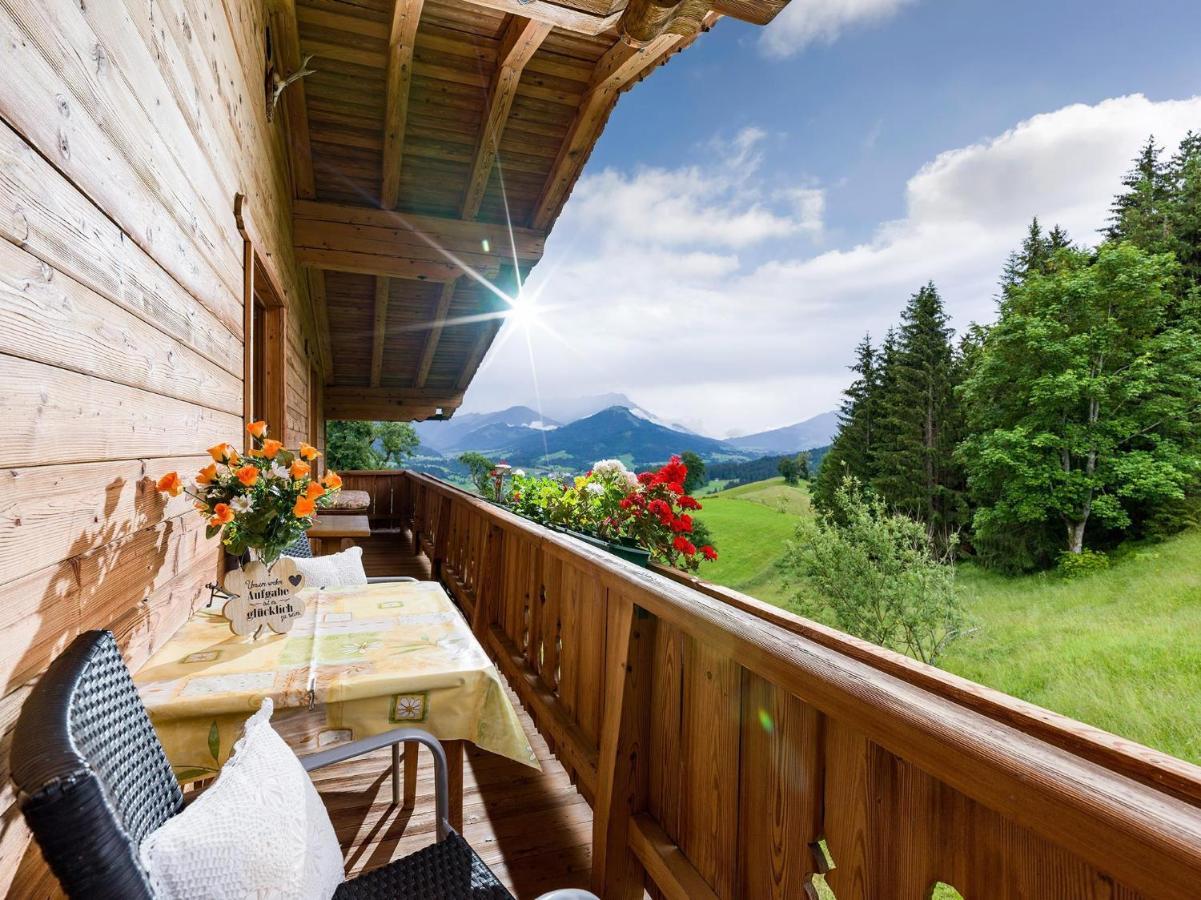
391, 742, 401, 806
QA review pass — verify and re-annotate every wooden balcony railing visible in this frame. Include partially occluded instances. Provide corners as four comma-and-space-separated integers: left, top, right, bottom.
352, 469, 1201, 899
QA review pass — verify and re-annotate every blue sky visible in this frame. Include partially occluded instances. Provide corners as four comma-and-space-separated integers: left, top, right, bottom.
466, 0, 1201, 436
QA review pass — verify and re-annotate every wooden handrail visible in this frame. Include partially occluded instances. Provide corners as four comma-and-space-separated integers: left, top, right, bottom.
401, 469, 1201, 899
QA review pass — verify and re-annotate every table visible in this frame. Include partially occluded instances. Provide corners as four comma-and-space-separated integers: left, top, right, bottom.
134, 581, 538, 827
307, 513, 371, 555
319, 489, 371, 514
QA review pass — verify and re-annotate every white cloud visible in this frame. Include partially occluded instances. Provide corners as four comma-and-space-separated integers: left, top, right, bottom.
761, 0, 915, 58
466, 95, 1201, 436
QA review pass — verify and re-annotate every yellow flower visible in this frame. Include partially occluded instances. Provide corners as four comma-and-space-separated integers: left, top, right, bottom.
235, 464, 259, 487
290, 459, 311, 479
261, 439, 283, 459
156, 472, 182, 496
293, 496, 316, 518
195, 463, 218, 485
299, 442, 321, 461
322, 471, 343, 490
305, 481, 325, 501
246, 420, 268, 439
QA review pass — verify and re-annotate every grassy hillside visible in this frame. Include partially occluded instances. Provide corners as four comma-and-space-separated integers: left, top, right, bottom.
694, 478, 811, 594
694, 477, 1201, 764
942, 537, 1201, 763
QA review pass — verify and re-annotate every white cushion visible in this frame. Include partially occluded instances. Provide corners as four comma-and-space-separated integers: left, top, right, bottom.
139, 700, 344, 900
291, 546, 368, 590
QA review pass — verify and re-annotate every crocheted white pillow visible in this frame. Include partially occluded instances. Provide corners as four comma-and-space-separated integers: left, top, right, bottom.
290, 546, 368, 590
139, 699, 344, 900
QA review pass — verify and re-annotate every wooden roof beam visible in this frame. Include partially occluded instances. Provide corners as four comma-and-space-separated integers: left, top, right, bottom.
381, 0, 426, 209
461, 16, 553, 220
325, 386, 464, 422
415, 279, 460, 389
293, 200, 545, 279
370, 277, 390, 387
532, 29, 696, 229
461, 0, 622, 36
270, 0, 316, 199
457, 319, 503, 392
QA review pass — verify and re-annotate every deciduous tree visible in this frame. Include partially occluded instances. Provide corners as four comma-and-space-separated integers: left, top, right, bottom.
959, 242, 1201, 556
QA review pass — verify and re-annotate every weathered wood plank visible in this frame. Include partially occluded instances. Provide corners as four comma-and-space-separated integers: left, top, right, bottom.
0, 354, 242, 468
0, 121, 243, 372
0, 238, 241, 413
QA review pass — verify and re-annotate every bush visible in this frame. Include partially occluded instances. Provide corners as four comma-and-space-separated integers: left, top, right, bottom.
780, 477, 965, 664
1056, 548, 1110, 579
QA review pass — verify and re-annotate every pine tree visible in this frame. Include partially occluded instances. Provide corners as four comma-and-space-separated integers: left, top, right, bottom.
1002, 219, 1073, 297
871, 284, 966, 550
1166, 131, 1201, 294
1106, 137, 1171, 249
813, 334, 879, 510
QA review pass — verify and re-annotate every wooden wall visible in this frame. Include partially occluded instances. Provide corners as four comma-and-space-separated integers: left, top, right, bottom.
0, 0, 322, 893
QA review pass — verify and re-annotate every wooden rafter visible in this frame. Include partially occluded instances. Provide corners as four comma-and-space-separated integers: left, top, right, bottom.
461, 16, 553, 219
370, 277, 390, 387
270, 0, 316, 199
381, 0, 425, 209
415, 279, 460, 389
457, 319, 502, 391
306, 268, 334, 378
532, 31, 691, 230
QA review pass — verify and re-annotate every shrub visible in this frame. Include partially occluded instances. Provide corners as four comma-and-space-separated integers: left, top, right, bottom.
780, 477, 965, 664
1056, 548, 1110, 579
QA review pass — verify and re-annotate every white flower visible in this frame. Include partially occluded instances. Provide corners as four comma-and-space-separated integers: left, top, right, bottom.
585, 482, 605, 496
268, 461, 291, 481
591, 459, 632, 482
513, 469, 526, 477
230, 495, 254, 514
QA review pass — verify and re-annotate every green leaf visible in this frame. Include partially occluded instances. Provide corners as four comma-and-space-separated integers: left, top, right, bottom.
207, 720, 220, 761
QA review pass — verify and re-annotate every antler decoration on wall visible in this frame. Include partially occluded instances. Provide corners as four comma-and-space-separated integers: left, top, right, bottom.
268, 54, 315, 122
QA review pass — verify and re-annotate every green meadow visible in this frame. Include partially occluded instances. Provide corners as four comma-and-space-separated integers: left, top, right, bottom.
694, 478, 1201, 764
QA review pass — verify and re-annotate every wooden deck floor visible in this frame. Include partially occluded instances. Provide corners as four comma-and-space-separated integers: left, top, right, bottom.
321, 528, 593, 898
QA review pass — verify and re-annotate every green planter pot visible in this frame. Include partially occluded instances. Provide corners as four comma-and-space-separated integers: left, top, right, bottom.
561, 529, 652, 568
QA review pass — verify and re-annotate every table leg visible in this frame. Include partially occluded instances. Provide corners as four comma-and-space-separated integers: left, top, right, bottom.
403, 741, 417, 809
445, 739, 464, 833
340, 537, 354, 552
309, 537, 323, 556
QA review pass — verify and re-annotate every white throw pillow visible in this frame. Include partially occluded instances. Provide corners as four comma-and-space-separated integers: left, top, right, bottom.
140, 699, 344, 900
291, 546, 368, 590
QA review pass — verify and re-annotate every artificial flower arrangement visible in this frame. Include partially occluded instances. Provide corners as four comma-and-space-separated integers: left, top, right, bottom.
502, 456, 717, 572
155, 420, 343, 565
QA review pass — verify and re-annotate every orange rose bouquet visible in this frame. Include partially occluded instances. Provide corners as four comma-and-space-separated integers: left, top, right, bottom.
156, 421, 342, 564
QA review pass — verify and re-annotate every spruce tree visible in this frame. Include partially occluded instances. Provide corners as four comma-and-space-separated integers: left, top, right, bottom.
1106, 137, 1171, 249
1166, 131, 1201, 295
871, 284, 966, 550
813, 334, 879, 510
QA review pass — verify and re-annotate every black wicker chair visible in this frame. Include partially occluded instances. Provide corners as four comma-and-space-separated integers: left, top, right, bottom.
11, 631, 592, 899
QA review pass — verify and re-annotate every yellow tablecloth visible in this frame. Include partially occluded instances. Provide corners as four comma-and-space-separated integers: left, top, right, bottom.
134, 581, 538, 781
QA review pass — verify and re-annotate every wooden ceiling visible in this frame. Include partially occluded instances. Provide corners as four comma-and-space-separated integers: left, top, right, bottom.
272, 0, 788, 421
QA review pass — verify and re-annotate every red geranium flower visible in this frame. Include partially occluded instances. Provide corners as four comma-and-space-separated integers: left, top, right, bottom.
701, 545, 718, 561
678, 495, 701, 510
671, 514, 692, 533
673, 536, 696, 556
637, 471, 656, 486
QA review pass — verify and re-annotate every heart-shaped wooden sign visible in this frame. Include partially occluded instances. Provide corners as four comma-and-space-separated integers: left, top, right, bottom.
221, 557, 307, 636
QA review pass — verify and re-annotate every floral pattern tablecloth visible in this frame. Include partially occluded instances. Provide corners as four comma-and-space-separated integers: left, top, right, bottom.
134, 581, 538, 782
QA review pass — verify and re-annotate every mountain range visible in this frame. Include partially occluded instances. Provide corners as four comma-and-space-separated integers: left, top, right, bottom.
411, 394, 838, 473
